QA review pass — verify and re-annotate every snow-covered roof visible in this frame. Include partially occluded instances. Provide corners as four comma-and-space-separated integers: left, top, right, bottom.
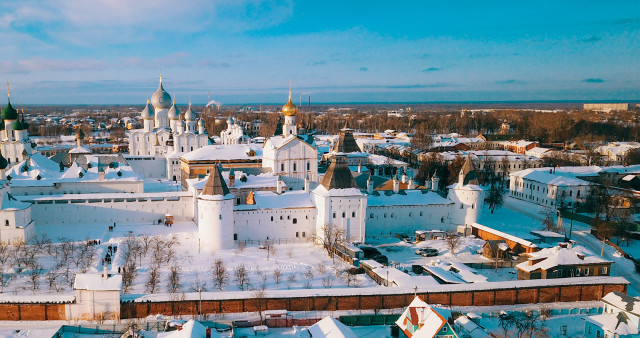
157, 319, 214, 338
235, 191, 315, 210
191, 171, 278, 191
74, 274, 122, 291
510, 168, 589, 187
516, 245, 612, 272
68, 145, 92, 154
367, 190, 453, 206
472, 223, 537, 248
585, 313, 639, 336
5, 153, 64, 186
306, 316, 357, 338
395, 296, 447, 338
602, 290, 640, 316
312, 185, 363, 197
423, 266, 467, 284
0, 294, 74, 304
181, 144, 263, 162
530, 230, 566, 238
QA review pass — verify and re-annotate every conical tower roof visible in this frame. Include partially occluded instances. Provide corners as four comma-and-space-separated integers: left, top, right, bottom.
332, 126, 361, 153
459, 154, 480, 186
320, 155, 356, 190
201, 164, 230, 196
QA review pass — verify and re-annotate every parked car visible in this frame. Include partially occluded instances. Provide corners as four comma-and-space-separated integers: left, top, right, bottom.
415, 248, 439, 257
373, 255, 389, 265
360, 246, 381, 259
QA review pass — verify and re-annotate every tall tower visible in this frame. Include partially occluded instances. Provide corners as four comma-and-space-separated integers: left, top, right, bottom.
197, 164, 235, 250
282, 84, 298, 137
449, 155, 485, 226
168, 100, 180, 132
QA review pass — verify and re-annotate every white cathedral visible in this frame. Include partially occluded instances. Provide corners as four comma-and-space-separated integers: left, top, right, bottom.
0, 81, 486, 251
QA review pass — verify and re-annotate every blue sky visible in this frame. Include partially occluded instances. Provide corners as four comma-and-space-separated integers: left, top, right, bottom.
1, 1, 639, 104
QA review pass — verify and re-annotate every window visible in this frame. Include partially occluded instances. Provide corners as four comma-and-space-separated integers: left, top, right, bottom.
296, 232, 299, 238
370, 213, 374, 219
584, 268, 590, 276
4, 220, 7, 226
219, 215, 222, 220
384, 213, 387, 218
293, 163, 297, 171
233, 233, 238, 240
293, 218, 297, 224
302, 232, 306, 237
281, 163, 285, 172
352, 212, 355, 217
307, 162, 310, 170
441, 217, 444, 223
420, 211, 423, 216
271, 216, 274, 221
601, 266, 608, 274
342, 212, 345, 218
280, 216, 283, 220
333, 212, 336, 218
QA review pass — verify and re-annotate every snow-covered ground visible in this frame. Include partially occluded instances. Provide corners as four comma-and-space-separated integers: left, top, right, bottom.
0, 221, 375, 297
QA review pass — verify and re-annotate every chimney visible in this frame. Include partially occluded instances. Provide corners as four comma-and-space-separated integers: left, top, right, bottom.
367, 173, 374, 194
99, 172, 105, 181
392, 173, 399, 194
276, 176, 283, 194
228, 168, 236, 187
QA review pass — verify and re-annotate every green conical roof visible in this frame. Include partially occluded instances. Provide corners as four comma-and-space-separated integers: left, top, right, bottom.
1, 98, 18, 121
0, 152, 7, 170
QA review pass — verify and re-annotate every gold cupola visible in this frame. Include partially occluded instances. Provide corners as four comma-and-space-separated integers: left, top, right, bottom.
281, 86, 298, 117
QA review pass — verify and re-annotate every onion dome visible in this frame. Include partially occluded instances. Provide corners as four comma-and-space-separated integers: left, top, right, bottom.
2, 98, 18, 121
140, 99, 155, 120
13, 112, 28, 130
282, 89, 298, 117
150, 76, 172, 109
184, 103, 197, 121
0, 152, 6, 170
168, 100, 180, 120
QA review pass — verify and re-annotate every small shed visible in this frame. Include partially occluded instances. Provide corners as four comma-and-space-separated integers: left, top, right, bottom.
482, 240, 509, 259
70, 273, 122, 321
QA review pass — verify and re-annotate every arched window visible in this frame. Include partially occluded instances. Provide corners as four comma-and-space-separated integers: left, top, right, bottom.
352, 212, 356, 217
307, 162, 310, 170
293, 163, 297, 171
293, 218, 297, 224
420, 211, 423, 216
369, 213, 374, 219
281, 163, 285, 172
342, 212, 346, 218
384, 213, 387, 218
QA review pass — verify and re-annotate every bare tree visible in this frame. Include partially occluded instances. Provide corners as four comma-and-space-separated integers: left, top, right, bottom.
445, 234, 460, 256
122, 262, 137, 293
253, 290, 267, 325
540, 211, 557, 232
303, 267, 314, 289
322, 275, 334, 289
146, 268, 159, 293
168, 266, 180, 293
273, 268, 282, 286
235, 264, 249, 291
211, 259, 228, 291
26, 261, 44, 293
315, 223, 346, 263
286, 273, 297, 289
0, 242, 12, 292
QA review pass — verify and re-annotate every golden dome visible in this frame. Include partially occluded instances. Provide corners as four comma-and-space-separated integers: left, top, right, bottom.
282, 89, 298, 116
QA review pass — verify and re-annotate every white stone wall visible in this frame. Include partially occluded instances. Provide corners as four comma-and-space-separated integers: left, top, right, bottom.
509, 175, 589, 209
314, 193, 367, 243
69, 289, 120, 321
27, 196, 194, 226
365, 204, 454, 236
233, 208, 316, 241
263, 138, 318, 183
1, 141, 29, 165
449, 187, 483, 226
125, 156, 166, 179
197, 196, 234, 250
10, 181, 144, 196
0, 208, 34, 243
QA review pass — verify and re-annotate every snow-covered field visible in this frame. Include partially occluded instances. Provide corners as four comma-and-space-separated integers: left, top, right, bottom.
0, 221, 375, 297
